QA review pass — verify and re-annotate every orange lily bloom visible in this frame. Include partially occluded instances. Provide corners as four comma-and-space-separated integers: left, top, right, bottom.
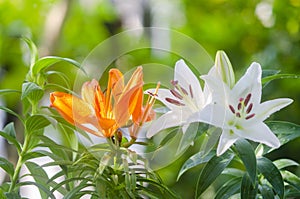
50, 67, 143, 138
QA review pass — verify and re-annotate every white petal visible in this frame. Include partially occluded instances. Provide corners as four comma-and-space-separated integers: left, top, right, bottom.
174, 60, 204, 106
255, 98, 293, 121
234, 122, 280, 148
146, 111, 186, 138
232, 62, 262, 105
188, 103, 229, 128
217, 130, 239, 156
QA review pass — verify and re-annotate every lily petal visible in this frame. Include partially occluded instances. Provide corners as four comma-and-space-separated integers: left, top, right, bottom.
255, 98, 293, 122
147, 111, 185, 138
217, 129, 239, 156
232, 62, 262, 106
174, 60, 204, 107
234, 122, 280, 148
81, 79, 99, 105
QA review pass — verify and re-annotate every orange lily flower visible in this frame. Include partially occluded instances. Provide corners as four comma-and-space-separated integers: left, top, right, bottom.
50, 67, 143, 138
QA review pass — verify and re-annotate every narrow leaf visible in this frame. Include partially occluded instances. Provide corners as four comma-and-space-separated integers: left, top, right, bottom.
215, 177, 241, 199
31, 56, 83, 75
241, 173, 258, 199
281, 170, 300, 192
257, 157, 284, 199
273, 159, 299, 170
22, 37, 39, 66
0, 131, 21, 153
177, 150, 215, 180
234, 139, 257, 184
258, 184, 274, 199
176, 123, 199, 155
196, 152, 234, 197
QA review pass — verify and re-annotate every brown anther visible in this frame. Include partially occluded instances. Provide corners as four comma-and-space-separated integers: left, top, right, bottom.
229, 105, 235, 114
245, 113, 255, 120
180, 86, 188, 95
171, 80, 178, 86
165, 97, 185, 106
170, 89, 183, 99
244, 93, 252, 106
189, 84, 194, 98
236, 112, 241, 118
246, 103, 253, 114
237, 102, 242, 110
239, 98, 244, 102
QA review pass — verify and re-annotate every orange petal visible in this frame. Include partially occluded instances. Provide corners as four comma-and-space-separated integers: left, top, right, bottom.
50, 92, 101, 136
132, 87, 143, 123
108, 69, 124, 102
81, 79, 99, 105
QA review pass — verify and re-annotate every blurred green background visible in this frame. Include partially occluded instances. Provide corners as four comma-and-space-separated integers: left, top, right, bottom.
0, 0, 300, 198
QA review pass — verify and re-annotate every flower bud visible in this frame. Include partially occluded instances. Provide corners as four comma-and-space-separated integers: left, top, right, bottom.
215, 50, 235, 88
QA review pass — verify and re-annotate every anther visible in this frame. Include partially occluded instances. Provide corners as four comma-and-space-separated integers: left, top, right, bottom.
236, 112, 241, 118
189, 84, 194, 98
239, 98, 244, 102
244, 93, 252, 106
246, 103, 253, 114
180, 86, 188, 95
171, 80, 178, 86
237, 102, 242, 110
165, 97, 185, 106
229, 105, 235, 114
245, 113, 255, 120
170, 89, 183, 99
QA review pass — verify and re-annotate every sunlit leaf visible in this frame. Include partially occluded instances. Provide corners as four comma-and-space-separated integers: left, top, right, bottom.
262, 73, 300, 85
257, 157, 284, 199
22, 37, 39, 67
25, 115, 50, 133
234, 139, 257, 184
281, 170, 300, 192
31, 56, 82, 76
177, 150, 215, 180
21, 82, 44, 102
195, 152, 234, 197
241, 173, 258, 199
274, 158, 299, 170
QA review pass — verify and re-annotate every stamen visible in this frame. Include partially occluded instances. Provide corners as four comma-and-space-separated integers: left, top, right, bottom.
170, 89, 183, 99
237, 102, 242, 110
245, 113, 255, 120
229, 105, 235, 114
244, 93, 252, 106
246, 103, 253, 114
180, 86, 188, 95
189, 85, 194, 98
239, 98, 244, 102
236, 112, 241, 118
171, 80, 178, 86
165, 97, 185, 106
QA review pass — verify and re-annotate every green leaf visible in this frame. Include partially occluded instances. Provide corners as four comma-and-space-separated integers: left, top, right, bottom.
241, 173, 258, 199
215, 177, 241, 199
258, 184, 274, 199
265, 121, 300, 153
3, 122, 16, 138
176, 123, 200, 155
262, 73, 300, 85
195, 152, 234, 197
22, 37, 39, 67
281, 170, 300, 192
16, 181, 55, 199
25, 161, 52, 199
25, 115, 50, 133
257, 157, 284, 199
0, 89, 21, 95
31, 56, 82, 76
177, 150, 215, 180
0, 156, 14, 178
0, 131, 21, 153
262, 69, 280, 78
234, 139, 257, 184
0, 106, 23, 122
273, 159, 299, 170
21, 82, 44, 102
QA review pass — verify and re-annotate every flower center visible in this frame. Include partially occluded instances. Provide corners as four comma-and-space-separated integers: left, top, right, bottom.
228, 93, 255, 120
165, 80, 198, 111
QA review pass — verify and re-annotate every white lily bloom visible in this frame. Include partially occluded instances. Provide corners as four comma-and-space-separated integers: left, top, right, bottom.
189, 62, 293, 156
146, 59, 211, 138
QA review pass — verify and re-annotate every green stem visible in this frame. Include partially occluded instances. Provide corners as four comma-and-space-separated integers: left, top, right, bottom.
9, 134, 30, 193
121, 137, 136, 148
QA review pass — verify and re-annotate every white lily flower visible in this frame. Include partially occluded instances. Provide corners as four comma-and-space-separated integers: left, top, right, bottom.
189, 62, 293, 156
146, 59, 211, 138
